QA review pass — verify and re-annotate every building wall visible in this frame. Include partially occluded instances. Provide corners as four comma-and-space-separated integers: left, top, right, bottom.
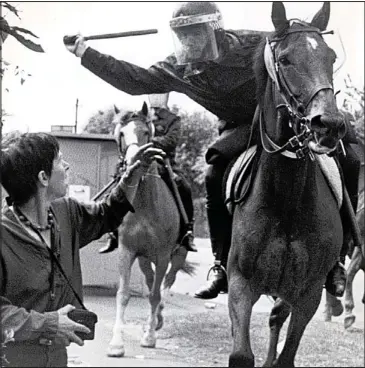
57, 136, 118, 199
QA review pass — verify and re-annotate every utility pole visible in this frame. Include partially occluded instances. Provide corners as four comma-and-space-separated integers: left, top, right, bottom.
74, 98, 79, 133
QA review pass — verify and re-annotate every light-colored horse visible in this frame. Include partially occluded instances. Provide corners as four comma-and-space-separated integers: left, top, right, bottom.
107, 102, 194, 357
228, 3, 347, 367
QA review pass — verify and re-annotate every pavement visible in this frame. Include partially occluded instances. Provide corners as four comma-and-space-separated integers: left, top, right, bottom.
68, 238, 364, 367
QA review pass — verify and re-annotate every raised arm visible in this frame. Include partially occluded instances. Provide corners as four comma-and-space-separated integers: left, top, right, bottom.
65, 35, 176, 95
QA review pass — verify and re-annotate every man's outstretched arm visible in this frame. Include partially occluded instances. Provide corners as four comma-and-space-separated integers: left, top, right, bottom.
65, 35, 173, 95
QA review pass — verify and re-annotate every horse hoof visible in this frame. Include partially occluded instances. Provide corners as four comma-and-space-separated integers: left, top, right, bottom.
344, 315, 356, 329
107, 345, 125, 358
155, 315, 164, 331
332, 301, 344, 317
140, 334, 156, 348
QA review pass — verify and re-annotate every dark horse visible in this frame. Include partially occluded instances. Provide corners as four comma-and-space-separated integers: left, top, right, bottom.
228, 3, 347, 367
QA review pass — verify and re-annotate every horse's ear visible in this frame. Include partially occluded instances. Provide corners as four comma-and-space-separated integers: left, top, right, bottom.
271, 2, 289, 32
142, 101, 148, 117
310, 2, 330, 31
114, 104, 120, 114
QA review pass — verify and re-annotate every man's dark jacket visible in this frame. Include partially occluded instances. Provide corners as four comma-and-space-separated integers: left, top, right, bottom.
81, 30, 358, 163
81, 30, 267, 163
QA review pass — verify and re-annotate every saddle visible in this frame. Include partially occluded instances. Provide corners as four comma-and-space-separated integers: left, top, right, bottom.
224, 146, 343, 215
223, 145, 261, 215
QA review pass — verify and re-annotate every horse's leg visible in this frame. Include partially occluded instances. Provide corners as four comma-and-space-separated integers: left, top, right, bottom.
153, 247, 188, 332
344, 246, 363, 329
273, 283, 323, 368
107, 248, 136, 357
141, 256, 170, 348
138, 256, 164, 331
138, 256, 155, 291
228, 273, 260, 368
323, 291, 343, 322
263, 298, 291, 367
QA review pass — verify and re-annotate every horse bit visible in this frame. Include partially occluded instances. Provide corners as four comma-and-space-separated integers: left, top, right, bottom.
261, 23, 343, 161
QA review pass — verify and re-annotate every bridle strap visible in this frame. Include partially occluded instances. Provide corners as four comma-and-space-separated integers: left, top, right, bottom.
259, 110, 301, 159
266, 25, 335, 115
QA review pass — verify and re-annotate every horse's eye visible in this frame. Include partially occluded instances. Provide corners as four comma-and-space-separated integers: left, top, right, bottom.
278, 56, 290, 66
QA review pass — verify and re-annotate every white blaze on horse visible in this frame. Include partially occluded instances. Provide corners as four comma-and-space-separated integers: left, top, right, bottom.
106, 102, 195, 357
227, 2, 348, 367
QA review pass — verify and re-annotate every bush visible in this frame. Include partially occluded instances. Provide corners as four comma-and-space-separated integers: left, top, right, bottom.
172, 106, 219, 199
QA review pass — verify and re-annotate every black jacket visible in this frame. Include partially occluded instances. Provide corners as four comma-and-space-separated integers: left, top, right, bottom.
81, 30, 267, 129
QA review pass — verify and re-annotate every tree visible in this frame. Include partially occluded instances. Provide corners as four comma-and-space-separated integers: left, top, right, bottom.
341, 75, 364, 146
0, 2, 44, 55
83, 105, 121, 134
172, 106, 218, 198
1, 2, 44, 128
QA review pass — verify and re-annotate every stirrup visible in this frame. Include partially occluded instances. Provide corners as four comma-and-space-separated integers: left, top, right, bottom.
180, 231, 198, 252
206, 260, 227, 281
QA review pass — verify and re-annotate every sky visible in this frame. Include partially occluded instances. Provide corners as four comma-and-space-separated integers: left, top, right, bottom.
2, 1, 364, 134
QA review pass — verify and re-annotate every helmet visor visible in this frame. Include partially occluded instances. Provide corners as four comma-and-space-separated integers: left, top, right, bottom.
170, 13, 221, 65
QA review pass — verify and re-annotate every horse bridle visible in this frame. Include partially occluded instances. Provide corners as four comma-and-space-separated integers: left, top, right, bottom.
261, 23, 339, 160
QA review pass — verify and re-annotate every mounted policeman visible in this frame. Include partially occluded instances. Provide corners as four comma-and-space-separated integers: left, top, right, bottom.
64, 1, 361, 300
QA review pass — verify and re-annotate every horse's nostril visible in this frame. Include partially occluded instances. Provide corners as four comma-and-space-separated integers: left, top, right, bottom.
310, 115, 328, 134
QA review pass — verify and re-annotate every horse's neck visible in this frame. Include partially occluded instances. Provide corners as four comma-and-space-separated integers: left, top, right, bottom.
134, 161, 169, 211
260, 88, 318, 210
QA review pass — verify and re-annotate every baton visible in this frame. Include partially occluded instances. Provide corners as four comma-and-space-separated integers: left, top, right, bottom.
63, 29, 158, 45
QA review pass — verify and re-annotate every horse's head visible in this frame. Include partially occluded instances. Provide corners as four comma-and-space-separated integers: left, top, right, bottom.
113, 102, 155, 166
258, 2, 346, 158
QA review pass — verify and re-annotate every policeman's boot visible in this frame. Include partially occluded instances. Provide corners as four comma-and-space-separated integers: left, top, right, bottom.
194, 205, 230, 299
99, 231, 119, 254
194, 259, 228, 299
181, 221, 198, 252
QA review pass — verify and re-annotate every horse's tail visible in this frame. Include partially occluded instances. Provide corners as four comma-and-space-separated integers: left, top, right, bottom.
180, 260, 198, 276
163, 260, 198, 290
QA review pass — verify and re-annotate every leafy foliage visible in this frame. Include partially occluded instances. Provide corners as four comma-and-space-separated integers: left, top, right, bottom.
83, 105, 121, 134
171, 105, 218, 198
341, 75, 364, 146
0, 3, 44, 53
1, 2, 43, 129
